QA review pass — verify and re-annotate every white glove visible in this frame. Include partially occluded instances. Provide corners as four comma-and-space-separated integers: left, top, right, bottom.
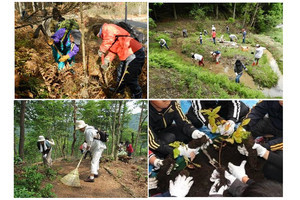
252, 143, 267, 157
101, 57, 110, 70
149, 177, 158, 190
43, 154, 47, 158
191, 130, 212, 149
245, 68, 248, 71
208, 123, 224, 134
98, 50, 103, 57
210, 169, 220, 182
153, 159, 163, 170
178, 145, 200, 158
224, 170, 237, 186
237, 144, 249, 156
228, 160, 247, 182
169, 175, 194, 197
222, 120, 235, 135
209, 179, 228, 196
235, 72, 238, 76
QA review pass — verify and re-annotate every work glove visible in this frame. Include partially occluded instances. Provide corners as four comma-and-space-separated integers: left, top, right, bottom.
48, 38, 54, 45
101, 57, 110, 70
252, 143, 267, 157
149, 177, 158, 190
153, 158, 163, 170
208, 123, 224, 134
191, 130, 212, 149
235, 72, 238, 76
228, 160, 247, 182
210, 169, 236, 186
59, 55, 70, 62
245, 68, 248, 71
237, 144, 249, 156
43, 154, 47, 158
224, 170, 237, 186
209, 179, 228, 196
98, 49, 103, 57
178, 145, 200, 159
210, 169, 220, 182
222, 120, 235, 136
169, 175, 194, 197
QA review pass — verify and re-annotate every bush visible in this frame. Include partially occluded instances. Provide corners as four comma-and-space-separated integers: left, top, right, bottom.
227, 17, 235, 23
149, 17, 157, 29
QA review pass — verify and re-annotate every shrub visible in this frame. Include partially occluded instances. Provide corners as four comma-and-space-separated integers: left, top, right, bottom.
227, 17, 235, 23
149, 17, 157, 29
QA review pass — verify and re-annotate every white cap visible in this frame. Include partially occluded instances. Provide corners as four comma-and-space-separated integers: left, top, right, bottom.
210, 51, 214, 55
256, 44, 260, 47
75, 120, 87, 130
38, 135, 45, 142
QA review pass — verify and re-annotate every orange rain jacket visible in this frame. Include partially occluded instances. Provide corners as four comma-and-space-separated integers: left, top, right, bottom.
99, 23, 143, 62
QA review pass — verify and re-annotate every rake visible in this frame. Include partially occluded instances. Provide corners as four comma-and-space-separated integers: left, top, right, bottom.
60, 153, 85, 187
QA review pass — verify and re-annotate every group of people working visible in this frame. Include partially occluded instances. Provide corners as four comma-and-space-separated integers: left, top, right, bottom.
148, 100, 283, 197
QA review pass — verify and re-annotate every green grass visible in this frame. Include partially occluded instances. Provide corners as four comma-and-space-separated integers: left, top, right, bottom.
150, 47, 266, 98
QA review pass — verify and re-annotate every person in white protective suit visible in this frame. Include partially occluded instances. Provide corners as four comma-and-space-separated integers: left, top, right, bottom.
76, 120, 107, 182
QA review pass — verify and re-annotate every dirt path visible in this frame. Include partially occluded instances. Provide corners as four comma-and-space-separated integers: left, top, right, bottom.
50, 158, 147, 198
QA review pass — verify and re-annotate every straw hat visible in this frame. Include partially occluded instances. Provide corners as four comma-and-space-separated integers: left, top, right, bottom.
38, 135, 45, 142
75, 120, 87, 130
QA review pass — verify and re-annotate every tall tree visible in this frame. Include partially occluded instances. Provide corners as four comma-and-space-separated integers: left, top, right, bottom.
233, 3, 236, 19
250, 3, 260, 27
216, 4, 219, 19
114, 101, 123, 160
71, 100, 77, 156
19, 101, 26, 160
173, 4, 177, 20
80, 3, 87, 79
133, 101, 145, 156
242, 4, 249, 27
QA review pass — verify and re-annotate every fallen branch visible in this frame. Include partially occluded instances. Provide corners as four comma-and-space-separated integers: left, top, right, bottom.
103, 166, 135, 197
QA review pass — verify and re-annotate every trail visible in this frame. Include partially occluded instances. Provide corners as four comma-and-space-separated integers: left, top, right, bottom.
262, 49, 283, 97
50, 157, 147, 198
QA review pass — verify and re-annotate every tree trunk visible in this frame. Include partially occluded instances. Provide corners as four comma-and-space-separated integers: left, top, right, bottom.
71, 100, 77, 156
19, 101, 26, 160
80, 3, 87, 77
133, 101, 145, 157
153, 6, 158, 20
114, 101, 123, 161
216, 4, 219, 19
233, 3, 236, 19
243, 5, 248, 27
125, 2, 128, 23
18, 2, 22, 15
32, 2, 36, 12
111, 102, 118, 157
250, 3, 259, 27
173, 4, 177, 20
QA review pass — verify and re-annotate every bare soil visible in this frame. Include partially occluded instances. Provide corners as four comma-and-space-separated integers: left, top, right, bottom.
50, 156, 147, 198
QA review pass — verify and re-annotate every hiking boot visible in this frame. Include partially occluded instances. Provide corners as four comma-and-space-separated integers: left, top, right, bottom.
94, 174, 99, 178
84, 177, 95, 182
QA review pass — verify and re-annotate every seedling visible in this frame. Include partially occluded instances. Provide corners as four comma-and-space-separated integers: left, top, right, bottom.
201, 106, 226, 133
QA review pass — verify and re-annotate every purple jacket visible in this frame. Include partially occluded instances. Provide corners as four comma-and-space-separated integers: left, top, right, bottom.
51, 28, 79, 58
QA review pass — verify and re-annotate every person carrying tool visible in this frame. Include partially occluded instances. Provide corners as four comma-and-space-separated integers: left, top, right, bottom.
242, 29, 247, 44
191, 53, 204, 66
252, 44, 266, 66
125, 141, 134, 157
159, 38, 169, 50
211, 50, 221, 64
199, 32, 203, 45
76, 120, 107, 182
96, 23, 145, 98
212, 30, 217, 45
149, 100, 212, 158
234, 59, 248, 83
182, 29, 188, 37
37, 136, 55, 167
229, 34, 238, 42
186, 100, 250, 136
48, 27, 82, 70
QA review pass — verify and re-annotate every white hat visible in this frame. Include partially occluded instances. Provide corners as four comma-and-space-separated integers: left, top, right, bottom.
256, 44, 260, 47
38, 135, 45, 142
210, 51, 214, 55
75, 120, 87, 130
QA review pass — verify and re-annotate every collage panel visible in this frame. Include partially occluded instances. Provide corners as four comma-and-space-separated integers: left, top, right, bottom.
149, 100, 282, 197
149, 3, 283, 99
15, 2, 147, 99
14, 100, 148, 198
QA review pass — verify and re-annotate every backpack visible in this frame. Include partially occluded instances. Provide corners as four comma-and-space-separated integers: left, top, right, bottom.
97, 129, 109, 143
115, 21, 144, 43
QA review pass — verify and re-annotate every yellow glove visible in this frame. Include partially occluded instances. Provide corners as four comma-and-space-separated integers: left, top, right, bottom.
59, 55, 70, 62
48, 38, 54, 46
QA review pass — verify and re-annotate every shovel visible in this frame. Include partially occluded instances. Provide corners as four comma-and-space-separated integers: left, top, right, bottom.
60, 153, 85, 187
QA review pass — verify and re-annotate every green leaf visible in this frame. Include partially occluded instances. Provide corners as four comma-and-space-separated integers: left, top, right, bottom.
241, 118, 251, 126
224, 138, 234, 144
212, 106, 221, 115
173, 148, 180, 159
169, 141, 181, 148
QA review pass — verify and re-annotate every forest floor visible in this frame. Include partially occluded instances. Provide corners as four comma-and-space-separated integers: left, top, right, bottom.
15, 4, 147, 99
149, 19, 283, 98
48, 156, 147, 198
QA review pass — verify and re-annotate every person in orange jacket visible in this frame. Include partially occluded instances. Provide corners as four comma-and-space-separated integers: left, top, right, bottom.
96, 23, 145, 98
212, 30, 216, 45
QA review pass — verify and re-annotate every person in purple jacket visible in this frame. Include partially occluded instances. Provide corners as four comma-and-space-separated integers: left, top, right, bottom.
48, 28, 82, 70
